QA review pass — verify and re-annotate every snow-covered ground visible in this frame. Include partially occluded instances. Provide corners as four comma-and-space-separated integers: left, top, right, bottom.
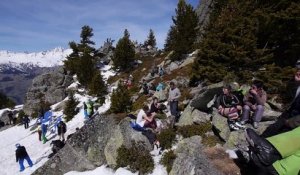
0, 65, 168, 175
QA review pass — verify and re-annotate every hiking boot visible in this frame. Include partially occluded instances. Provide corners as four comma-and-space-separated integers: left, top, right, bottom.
253, 122, 259, 129
240, 120, 247, 125
235, 122, 246, 129
229, 123, 240, 131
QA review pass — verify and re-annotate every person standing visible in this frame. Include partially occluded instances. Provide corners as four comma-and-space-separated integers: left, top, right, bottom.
86, 100, 94, 118
23, 115, 30, 129
83, 102, 88, 119
57, 121, 67, 142
37, 125, 42, 141
168, 81, 181, 121
8, 111, 13, 125
41, 123, 48, 144
240, 80, 267, 129
15, 144, 33, 172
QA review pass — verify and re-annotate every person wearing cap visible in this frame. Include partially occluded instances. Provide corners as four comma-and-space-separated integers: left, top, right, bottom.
168, 81, 181, 121
15, 144, 33, 172
262, 60, 300, 137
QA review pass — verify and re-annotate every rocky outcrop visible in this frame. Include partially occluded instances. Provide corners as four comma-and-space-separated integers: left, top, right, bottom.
177, 104, 210, 126
169, 136, 223, 175
104, 117, 152, 167
33, 115, 151, 175
23, 67, 73, 115
211, 109, 231, 141
190, 82, 223, 112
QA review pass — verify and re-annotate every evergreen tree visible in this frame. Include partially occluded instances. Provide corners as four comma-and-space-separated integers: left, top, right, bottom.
88, 71, 107, 105
112, 29, 135, 71
144, 29, 157, 48
164, 26, 176, 52
64, 25, 98, 87
63, 92, 79, 122
0, 92, 15, 109
110, 83, 132, 113
165, 0, 198, 60
192, 0, 272, 83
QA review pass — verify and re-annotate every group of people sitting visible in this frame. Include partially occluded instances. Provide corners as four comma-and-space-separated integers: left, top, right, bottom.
216, 80, 267, 130
236, 60, 300, 175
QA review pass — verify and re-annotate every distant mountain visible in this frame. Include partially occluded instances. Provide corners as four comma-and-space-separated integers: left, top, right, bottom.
0, 47, 72, 104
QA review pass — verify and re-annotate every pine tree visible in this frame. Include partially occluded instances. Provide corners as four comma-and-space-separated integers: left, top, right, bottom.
164, 26, 176, 52
144, 29, 156, 48
63, 92, 79, 122
165, 0, 198, 60
110, 83, 132, 113
88, 71, 107, 105
0, 92, 15, 109
64, 25, 98, 87
192, 0, 272, 83
112, 29, 135, 71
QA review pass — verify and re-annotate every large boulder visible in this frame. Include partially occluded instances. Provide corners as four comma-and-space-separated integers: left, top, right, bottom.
190, 82, 223, 112
224, 121, 275, 149
32, 114, 117, 175
179, 56, 196, 68
23, 67, 73, 116
168, 62, 179, 72
169, 136, 223, 175
211, 109, 231, 141
177, 105, 210, 126
104, 117, 152, 167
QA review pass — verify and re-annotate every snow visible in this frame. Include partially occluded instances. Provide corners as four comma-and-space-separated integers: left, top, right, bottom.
0, 66, 167, 175
0, 47, 72, 67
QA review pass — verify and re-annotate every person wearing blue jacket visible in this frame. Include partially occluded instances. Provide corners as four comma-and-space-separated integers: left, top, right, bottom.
15, 144, 33, 172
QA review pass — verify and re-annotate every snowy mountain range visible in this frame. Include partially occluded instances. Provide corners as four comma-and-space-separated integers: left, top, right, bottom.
0, 47, 72, 73
0, 47, 72, 104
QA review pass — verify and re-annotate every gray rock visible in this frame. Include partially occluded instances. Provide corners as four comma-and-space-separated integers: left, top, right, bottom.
153, 90, 167, 102
179, 56, 196, 68
211, 109, 230, 141
130, 95, 139, 103
170, 136, 223, 175
190, 82, 223, 112
32, 114, 117, 175
262, 108, 281, 121
23, 67, 73, 116
177, 105, 210, 126
169, 62, 179, 72
104, 117, 152, 167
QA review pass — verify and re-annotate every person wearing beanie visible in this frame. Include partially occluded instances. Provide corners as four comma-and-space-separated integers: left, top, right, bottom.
15, 144, 33, 172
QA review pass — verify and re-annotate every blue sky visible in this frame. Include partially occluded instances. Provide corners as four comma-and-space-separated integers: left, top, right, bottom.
0, 0, 199, 52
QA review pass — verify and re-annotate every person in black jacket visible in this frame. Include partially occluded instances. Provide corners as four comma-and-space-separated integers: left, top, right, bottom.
23, 115, 30, 129
57, 121, 67, 141
15, 144, 33, 172
216, 84, 243, 130
262, 61, 300, 137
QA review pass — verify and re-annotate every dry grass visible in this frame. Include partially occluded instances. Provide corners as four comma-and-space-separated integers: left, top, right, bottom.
204, 147, 241, 175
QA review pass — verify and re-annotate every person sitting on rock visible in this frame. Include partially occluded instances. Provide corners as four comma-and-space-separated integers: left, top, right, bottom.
48, 139, 65, 158
141, 79, 149, 95
240, 80, 267, 129
136, 104, 157, 129
262, 60, 300, 137
217, 84, 243, 131
243, 127, 300, 175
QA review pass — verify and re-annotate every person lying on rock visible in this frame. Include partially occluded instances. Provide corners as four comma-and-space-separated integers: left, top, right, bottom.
136, 104, 157, 129
243, 127, 300, 175
217, 84, 244, 131
262, 61, 300, 137
240, 80, 267, 129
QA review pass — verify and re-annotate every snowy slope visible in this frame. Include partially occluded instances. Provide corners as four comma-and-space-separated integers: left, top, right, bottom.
0, 65, 167, 175
0, 47, 72, 68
